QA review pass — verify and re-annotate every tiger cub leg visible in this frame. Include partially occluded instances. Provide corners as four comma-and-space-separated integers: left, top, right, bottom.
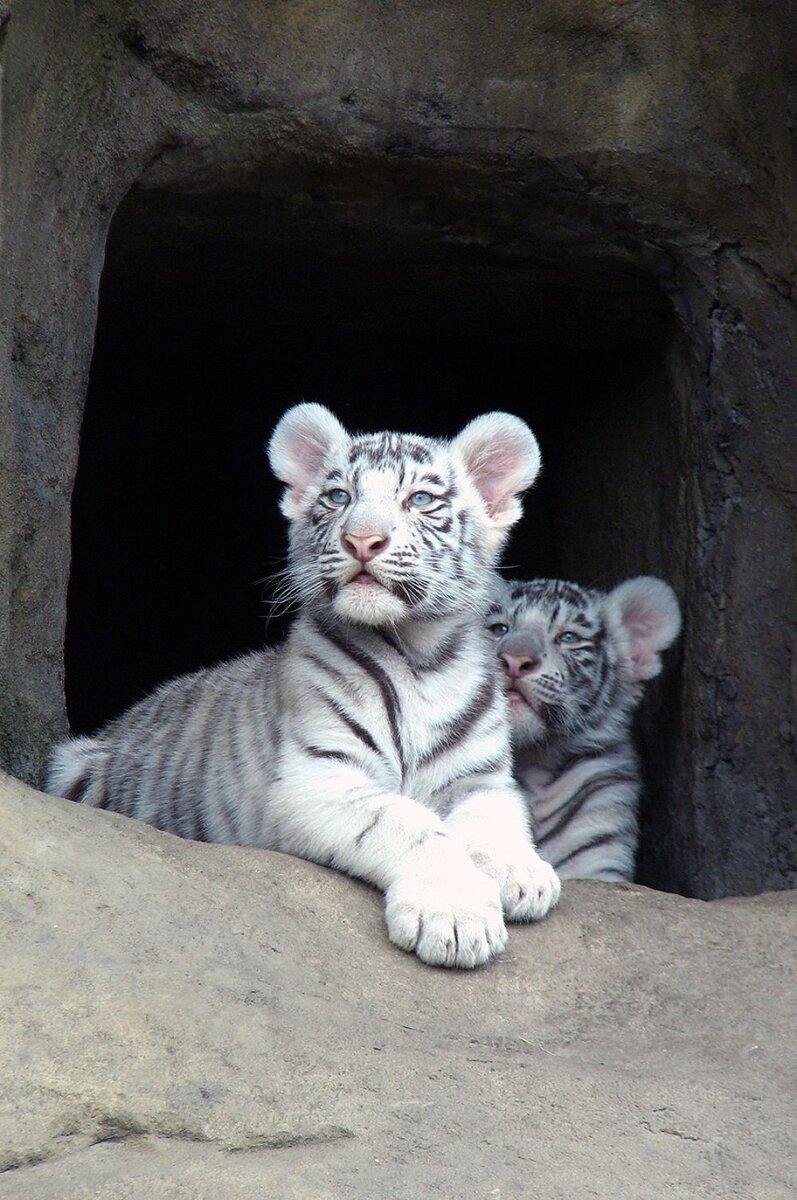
444, 788, 561, 922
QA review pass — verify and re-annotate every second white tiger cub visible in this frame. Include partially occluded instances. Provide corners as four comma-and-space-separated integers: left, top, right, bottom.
48, 404, 560, 968
487, 575, 681, 882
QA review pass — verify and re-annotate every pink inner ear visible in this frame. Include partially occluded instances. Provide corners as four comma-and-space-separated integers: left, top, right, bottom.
269, 404, 349, 498
454, 412, 540, 527
622, 596, 671, 680
288, 429, 332, 492
477, 466, 513, 515
608, 577, 680, 683
626, 604, 660, 642
629, 640, 657, 678
470, 446, 527, 516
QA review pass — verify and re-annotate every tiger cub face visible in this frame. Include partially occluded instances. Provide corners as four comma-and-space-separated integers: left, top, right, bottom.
268, 404, 541, 627
487, 576, 681, 748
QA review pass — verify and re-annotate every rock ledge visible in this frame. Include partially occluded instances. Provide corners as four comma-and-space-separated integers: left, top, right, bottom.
1, 772, 793, 1199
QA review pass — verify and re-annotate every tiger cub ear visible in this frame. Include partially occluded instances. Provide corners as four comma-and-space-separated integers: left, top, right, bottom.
268, 403, 350, 519
607, 576, 682, 682
452, 412, 541, 539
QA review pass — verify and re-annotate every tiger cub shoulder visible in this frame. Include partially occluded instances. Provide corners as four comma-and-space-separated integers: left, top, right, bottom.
486, 575, 681, 881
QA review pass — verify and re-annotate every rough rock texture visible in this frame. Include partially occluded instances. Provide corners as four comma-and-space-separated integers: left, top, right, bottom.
1, 771, 794, 1199
2, 1, 797, 897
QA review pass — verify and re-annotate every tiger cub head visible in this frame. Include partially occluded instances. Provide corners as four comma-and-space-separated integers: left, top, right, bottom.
487, 576, 681, 748
268, 403, 541, 627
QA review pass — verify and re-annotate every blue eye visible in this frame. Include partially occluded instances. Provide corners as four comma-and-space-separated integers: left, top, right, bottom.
487, 621, 509, 636
557, 630, 580, 644
325, 488, 350, 507
408, 491, 434, 507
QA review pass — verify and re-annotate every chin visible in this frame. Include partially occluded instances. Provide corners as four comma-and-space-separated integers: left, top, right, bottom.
509, 702, 548, 748
333, 582, 409, 627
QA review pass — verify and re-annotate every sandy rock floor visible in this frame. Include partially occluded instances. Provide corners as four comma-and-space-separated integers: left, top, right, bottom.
1, 772, 793, 1199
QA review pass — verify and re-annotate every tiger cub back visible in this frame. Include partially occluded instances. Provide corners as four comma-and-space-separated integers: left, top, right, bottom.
487, 575, 681, 881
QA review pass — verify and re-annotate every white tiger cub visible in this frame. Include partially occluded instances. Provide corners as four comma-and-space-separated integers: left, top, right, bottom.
487, 575, 681, 882
48, 404, 560, 968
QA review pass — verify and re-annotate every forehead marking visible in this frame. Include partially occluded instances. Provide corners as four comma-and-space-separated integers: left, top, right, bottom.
347, 432, 436, 466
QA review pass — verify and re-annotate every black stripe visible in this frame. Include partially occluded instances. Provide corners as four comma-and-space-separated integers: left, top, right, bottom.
375, 628, 404, 657
64, 771, 90, 805
166, 722, 199, 838
554, 831, 624, 870
349, 433, 434, 465
602, 665, 623, 713
303, 744, 363, 769
455, 753, 509, 782
316, 623, 404, 771
300, 649, 349, 688
416, 525, 438, 553
536, 770, 637, 846
219, 689, 251, 838
94, 783, 111, 810
163, 691, 216, 840
118, 679, 200, 820
191, 688, 236, 840
354, 808, 386, 848
590, 652, 611, 709
309, 685, 388, 762
378, 620, 461, 673
434, 753, 511, 796
550, 741, 628, 783
411, 629, 461, 674
193, 795, 212, 843
149, 801, 169, 832
418, 673, 497, 767
162, 758, 184, 836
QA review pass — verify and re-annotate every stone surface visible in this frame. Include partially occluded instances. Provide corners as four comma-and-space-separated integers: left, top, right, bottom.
2, 4, 796, 896
1, 771, 794, 1198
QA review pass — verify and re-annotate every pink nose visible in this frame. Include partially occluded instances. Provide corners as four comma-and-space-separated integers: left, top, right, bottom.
501, 651, 541, 679
342, 532, 391, 563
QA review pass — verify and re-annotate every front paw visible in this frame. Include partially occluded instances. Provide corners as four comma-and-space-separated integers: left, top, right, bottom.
385, 867, 507, 969
472, 849, 561, 923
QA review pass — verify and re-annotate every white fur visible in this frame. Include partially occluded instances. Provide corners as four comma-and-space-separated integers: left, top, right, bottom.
49, 405, 558, 969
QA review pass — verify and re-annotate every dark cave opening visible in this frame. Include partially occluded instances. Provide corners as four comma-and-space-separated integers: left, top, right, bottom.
66, 184, 686, 889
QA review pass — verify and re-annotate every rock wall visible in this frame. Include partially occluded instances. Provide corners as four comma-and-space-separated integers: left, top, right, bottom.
2, 1, 796, 896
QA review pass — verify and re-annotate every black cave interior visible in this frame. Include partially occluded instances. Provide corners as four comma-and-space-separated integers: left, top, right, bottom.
66, 183, 686, 888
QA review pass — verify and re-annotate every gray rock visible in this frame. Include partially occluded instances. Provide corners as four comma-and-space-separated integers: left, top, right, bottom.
1, 771, 794, 1198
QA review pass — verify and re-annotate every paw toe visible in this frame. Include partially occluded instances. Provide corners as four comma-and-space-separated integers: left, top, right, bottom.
504, 860, 561, 922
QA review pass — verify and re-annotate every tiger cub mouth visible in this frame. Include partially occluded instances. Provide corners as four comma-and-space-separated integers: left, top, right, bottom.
506, 686, 532, 710
336, 562, 385, 588
341, 566, 406, 599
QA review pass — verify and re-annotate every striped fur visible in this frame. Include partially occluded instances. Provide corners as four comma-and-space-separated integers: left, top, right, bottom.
47, 404, 560, 969
487, 575, 681, 882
